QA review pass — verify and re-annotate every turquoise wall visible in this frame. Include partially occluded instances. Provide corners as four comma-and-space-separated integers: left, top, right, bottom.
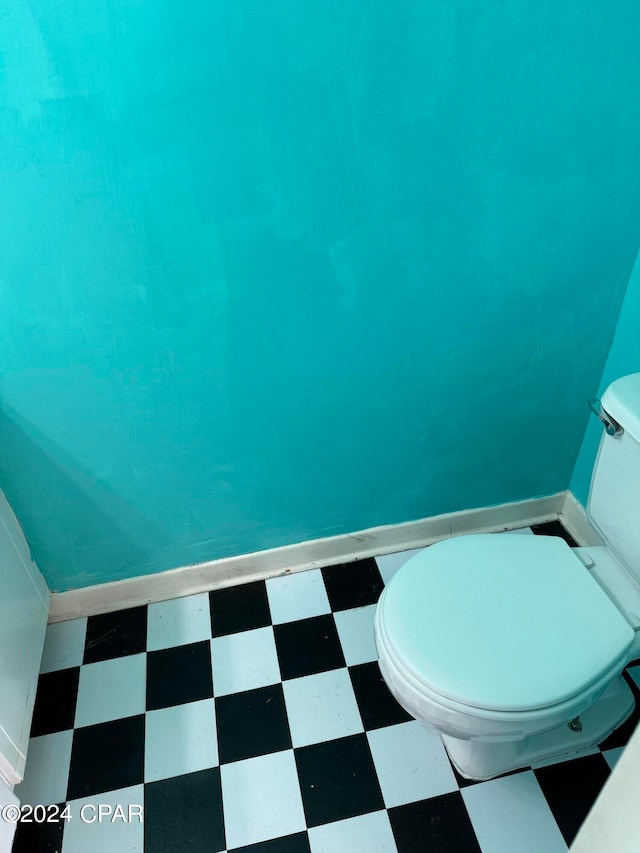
1, 2, 640, 590
571, 252, 640, 505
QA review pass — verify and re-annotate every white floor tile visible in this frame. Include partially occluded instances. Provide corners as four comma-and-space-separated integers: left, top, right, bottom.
462, 770, 568, 853
15, 731, 73, 806
145, 698, 218, 783
283, 668, 363, 748
266, 569, 331, 624
603, 746, 625, 770
334, 605, 378, 666
39, 619, 88, 674
375, 548, 425, 586
309, 810, 398, 853
221, 750, 306, 849
147, 593, 211, 651
367, 721, 457, 807
74, 654, 146, 728
211, 626, 280, 696
63, 785, 144, 853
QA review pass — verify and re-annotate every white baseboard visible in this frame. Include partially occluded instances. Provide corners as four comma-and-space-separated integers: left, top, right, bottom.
558, 491, 603, 547
48, 491, 576, 623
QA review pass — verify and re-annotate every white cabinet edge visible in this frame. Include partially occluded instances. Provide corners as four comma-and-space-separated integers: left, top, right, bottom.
0, 725, 23, 787
0, 489, 49, 788
0, 492, 49, 607
0, 775, 18, 852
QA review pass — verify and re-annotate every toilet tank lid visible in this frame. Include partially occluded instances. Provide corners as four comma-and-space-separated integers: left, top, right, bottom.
602, 373, 640, 442
380, 534, 634, 712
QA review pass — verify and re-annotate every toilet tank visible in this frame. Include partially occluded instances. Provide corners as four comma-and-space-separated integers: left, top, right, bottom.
588, 373, 640, 581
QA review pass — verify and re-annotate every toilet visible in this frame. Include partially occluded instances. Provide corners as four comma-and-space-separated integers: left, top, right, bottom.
374, 372, 640, 780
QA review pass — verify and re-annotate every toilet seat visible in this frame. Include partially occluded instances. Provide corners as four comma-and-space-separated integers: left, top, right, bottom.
377, 534, 634, 714
376, 605, 627, 746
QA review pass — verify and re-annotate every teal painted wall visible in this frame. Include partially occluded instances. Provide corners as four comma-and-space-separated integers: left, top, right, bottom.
571, 251, 640, 505
1, 2, 640, 590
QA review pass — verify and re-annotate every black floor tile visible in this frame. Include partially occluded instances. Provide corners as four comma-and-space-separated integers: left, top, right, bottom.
145, 768, 225, 853
449, 760, 525, 789
30, 667, 80, 737
209, 581, 271, 637
349, 662, 412, 730
67, 715, 145, 800
388, 793, 482, 853
321, 559, 385, 611
598, 670, 640, 750
530, 520, 578, 547
295, 733, 384, 827
146, 640, 213, 711
11, 802, 66, 852
534, 752, 611, 845
216, 684, 292, 764
274, 615, 345, 680
83, 605, 147, 664
449, 761, 480, 789
231, 831, 311, 853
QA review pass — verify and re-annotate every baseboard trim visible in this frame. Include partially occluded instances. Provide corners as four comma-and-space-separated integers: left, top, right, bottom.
48, 491, 571, 623
558, 491, 603, 547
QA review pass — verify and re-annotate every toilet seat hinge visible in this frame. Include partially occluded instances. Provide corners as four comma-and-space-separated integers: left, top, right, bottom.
588, 399, 623, 437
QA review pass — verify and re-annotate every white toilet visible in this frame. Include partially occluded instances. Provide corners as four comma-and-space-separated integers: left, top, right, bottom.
374, 372, 640, 780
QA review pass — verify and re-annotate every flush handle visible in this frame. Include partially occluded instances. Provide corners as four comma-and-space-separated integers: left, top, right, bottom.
588, 399, 623, 436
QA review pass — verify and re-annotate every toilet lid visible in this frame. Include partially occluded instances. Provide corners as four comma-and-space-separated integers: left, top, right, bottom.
380, 534, 634, 712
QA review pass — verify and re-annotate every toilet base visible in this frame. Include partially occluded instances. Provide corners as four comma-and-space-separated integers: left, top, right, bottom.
441, 675, 635, 781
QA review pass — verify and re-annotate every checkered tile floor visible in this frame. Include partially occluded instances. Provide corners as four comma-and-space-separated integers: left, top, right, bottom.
13, 522, 640, 852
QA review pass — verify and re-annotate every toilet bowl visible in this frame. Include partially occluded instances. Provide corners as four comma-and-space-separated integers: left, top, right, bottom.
374, 373, 640, 779
375, 533, 636, 779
